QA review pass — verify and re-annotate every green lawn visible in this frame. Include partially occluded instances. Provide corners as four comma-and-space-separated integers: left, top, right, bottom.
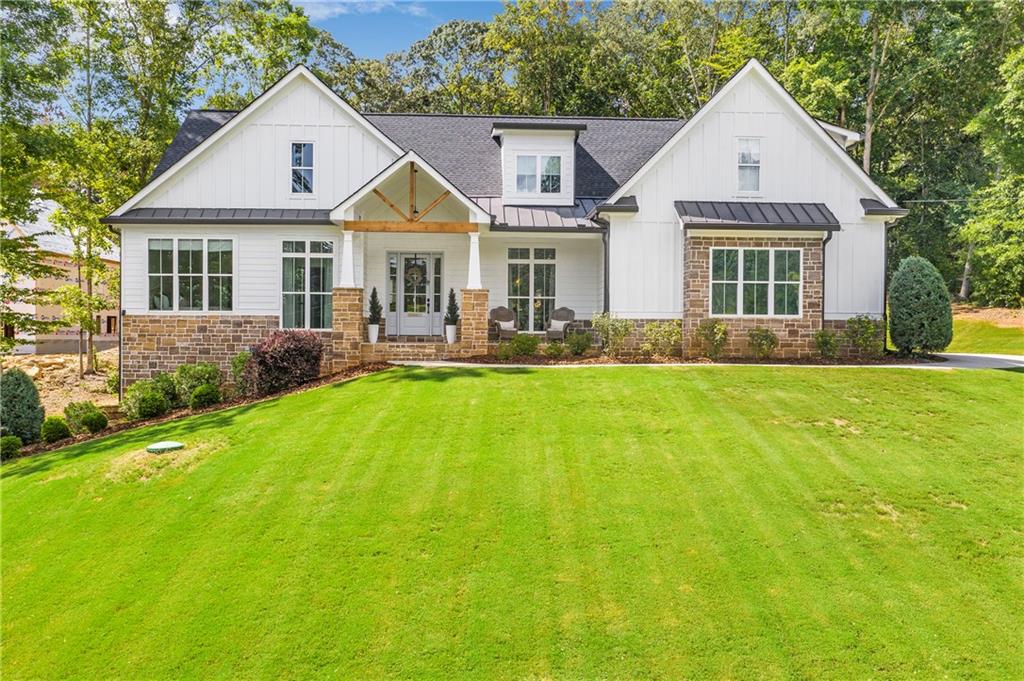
3, 367, 1022, 679
948, 317, 1024, 354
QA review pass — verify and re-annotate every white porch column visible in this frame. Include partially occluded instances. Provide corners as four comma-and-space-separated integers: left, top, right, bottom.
340, 230, 356, 288
466, 231, 482, 289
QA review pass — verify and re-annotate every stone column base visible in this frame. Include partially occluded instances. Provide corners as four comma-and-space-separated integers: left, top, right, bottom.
459, 289, 489, 355
331, 287, 365, 371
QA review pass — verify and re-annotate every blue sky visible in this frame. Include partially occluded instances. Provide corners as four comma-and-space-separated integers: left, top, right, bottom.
296, 1, 504, 59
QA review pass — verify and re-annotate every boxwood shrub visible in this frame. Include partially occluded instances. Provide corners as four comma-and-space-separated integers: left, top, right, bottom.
889, 255, 953, 355
123, 380, 171, 420
243, 330, 323, 396
1, 435, 22, 461
0, 368, 45, 443
189, 383, 221, 410
747, 327, 779, 360
696, 318, 728, 360
174, 363, 222, 401
64, 401, 107, 434
151, 372, 181, 407
566, 331, 592, 356
40, 416, 72, 444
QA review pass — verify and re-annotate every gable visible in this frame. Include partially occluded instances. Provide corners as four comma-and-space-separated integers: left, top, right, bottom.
617, 63, 898, 224
113, 68, 401, 214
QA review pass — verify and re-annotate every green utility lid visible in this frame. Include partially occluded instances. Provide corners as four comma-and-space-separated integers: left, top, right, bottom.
146, 441, 184, 454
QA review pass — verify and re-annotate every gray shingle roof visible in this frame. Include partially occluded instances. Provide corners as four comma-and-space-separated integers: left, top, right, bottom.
674, 201, 840, 230
150, 109, 684, 200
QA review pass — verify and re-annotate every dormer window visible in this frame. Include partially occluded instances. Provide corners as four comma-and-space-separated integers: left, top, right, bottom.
516, 155, 561, 194
738, 138, 760, 193
291, 142, 313, 194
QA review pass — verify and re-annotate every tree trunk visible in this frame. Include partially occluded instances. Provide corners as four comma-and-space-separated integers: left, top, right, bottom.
959, 243, 974, 300
76, 262, 84, 378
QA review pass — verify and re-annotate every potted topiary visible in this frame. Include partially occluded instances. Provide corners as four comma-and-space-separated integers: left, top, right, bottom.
444, 288, 459, 344
367, 286, 383, 344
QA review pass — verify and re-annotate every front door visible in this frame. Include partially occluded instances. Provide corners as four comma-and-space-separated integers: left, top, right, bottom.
397, 252, 442, 336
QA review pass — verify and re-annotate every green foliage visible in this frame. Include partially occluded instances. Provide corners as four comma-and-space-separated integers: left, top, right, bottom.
81, 410, 109, 434
565, 331, 592, 356
813, 329, 839, 360
123, 380, 171, 421
0, 368, 45, 443
106, 369, 120, 394
231, 351, 252, 394
508, 334, 540, 357
640, 320, 682, 357
368, 287, 383, 325
747, 328, 779, 360
543, 341, 565, 359
189, 384, 222, 410
151, 372, 181, 407
444, 288, 459, 326
843, 315, 882, 357
495, 341, 513, 361
174, 363, 222, 402
961, 173, 1024, 307
1, 435, 22, 461
0, 232, 67, 354
696, 319, 729, 360
590, 313, 633, 357
64, 401, 105, 434
40, 416, 72, 444
889, 256, 954, 354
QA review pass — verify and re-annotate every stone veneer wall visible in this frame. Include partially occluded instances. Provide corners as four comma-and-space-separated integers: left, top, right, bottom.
121, 314, 278, 384
822, 317, 886, 358
682, 235, 824, 359
331, 287, 365, 372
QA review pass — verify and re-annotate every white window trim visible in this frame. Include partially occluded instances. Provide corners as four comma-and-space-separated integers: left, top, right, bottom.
146, 237, 236, 314
708, 246, 802, 318
507, 247, 557, 333
513, 153, 565, 198
736, 137, 763, 196
289, 140, 315, 197
279, 237, 338, 330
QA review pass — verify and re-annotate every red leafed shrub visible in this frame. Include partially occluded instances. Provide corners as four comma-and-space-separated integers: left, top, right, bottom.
243, 331, 324, 396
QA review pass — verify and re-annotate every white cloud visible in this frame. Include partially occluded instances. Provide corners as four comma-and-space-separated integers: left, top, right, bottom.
296, 1, 432, 21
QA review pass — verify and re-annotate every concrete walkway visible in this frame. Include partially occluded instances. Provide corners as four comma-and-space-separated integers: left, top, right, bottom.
395, 353, 1024, 371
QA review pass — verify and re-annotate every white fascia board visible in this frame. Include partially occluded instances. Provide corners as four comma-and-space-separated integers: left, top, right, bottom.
815, 119, 863, 147
330, 150, 491, 224
608, 59, 899, 210
111, 65, 403, 216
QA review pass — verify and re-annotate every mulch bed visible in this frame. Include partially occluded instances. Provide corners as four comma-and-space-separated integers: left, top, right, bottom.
452, 353, 938, 367
9, 363, 393, 461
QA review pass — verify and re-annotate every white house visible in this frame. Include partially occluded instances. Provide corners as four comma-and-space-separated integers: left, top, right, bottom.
103, 59, 906, 384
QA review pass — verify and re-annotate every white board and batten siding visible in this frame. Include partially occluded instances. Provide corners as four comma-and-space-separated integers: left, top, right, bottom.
137, 77, 398, 211
609, 68, 887, 321
500, 131, 576, 207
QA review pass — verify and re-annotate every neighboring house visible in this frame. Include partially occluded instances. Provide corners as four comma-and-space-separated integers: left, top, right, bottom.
103, 59, 907, 386
5, 202, 120, 354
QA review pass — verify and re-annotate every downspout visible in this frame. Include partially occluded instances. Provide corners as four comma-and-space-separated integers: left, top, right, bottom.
821, 230, 833, 327
601, 223, 610, 313
116, 227, 124, 401
882, 220, 891, 352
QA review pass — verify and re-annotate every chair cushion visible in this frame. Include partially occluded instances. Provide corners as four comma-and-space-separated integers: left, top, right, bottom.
549, 319, 569, 333
497, 319, 515, 331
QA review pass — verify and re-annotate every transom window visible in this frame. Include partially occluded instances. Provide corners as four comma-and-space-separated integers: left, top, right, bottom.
291, 142, 313, 194
282, 240, 333, 329
737, 138, 761, 192
508, 247, 555, 332
710, 247, 800, 317
147, 238, 233, 312
515, 155, 561, 194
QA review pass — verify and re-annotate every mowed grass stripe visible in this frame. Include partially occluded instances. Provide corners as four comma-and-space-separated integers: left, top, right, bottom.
2, 366, 1021, 679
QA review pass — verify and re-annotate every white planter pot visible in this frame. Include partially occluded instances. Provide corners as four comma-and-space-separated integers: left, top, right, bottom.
445, 324, 457, 344
367, 324, 380, 344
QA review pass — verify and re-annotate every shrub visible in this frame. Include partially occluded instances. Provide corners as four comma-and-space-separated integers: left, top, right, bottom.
174, 363, 222, 401
495, 341, 514, 361
843, 315, 881, 357
243, 330, 323, 396
189, 383, 221, 410
0, 368, 44, 443
508, 333, 540, 357
106, 369, 119, 394
368, 286, 383, 325
231, 351, 252, 394
813, 329, 839, 359
696, 318, 729, 360
444, 288, 459, 326
122, 380, 171, 420
544, 341, 565, 359
1, 435, 22, 461
64, 401, 105, 434
80, 410, 108, 434
151, 372, 181, 406
640, 320, 683, 357
889, 256, 953, 354
40, 416, 72, 444
566, 330, 592, 356
591, 313, 633, 356
747, 327, 779, 360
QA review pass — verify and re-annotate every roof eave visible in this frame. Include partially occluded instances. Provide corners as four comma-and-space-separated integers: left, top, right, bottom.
682, 222, 840, 232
